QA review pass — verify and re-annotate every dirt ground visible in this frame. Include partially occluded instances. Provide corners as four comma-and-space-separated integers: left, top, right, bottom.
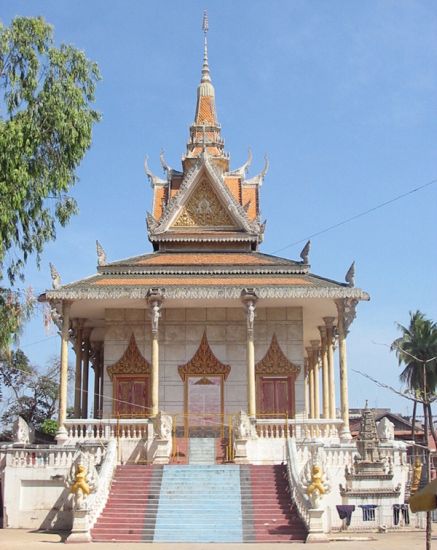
0, 528, 432, 549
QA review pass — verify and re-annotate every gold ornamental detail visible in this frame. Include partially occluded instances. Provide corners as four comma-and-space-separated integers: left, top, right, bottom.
107, 333, 151, 380
256, 334, 301, 376
173, 180, 235, 227
178, 331, 231, 381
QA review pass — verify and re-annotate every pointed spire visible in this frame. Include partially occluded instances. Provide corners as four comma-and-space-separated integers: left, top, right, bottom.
201, 11, 211, 85
185, 11, 227, 164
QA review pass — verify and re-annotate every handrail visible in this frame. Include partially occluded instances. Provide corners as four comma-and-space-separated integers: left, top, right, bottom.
64, 418, 151, 441
87, 439, 118, 530
285, 438, 311, 529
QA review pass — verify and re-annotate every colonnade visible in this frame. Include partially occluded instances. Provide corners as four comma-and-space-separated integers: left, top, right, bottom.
56, 295, 355, 441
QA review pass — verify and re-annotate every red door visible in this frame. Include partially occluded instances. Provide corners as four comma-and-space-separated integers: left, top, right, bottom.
114, 377, 149, 417
259, 377, 292, 416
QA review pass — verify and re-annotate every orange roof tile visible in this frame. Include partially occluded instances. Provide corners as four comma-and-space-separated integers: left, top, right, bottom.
134, 253, 279, 266
196, 96, 216, 124
93, 276, 311, 287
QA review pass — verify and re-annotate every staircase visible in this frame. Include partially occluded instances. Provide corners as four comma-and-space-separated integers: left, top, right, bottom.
91, 458, 307, 542
246, 464, 308, 542
91, 464, 163, 541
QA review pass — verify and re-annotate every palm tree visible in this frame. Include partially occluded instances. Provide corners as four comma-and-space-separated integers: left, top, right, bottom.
391, 310, 437, 447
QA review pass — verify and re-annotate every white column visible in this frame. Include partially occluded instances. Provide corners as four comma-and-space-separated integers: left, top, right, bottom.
311, 340, 321, 419
57, 300, 72, 443
304, 357, 309, 418
242, 290, 258, 418
306, 347, 314, 419
335, 299, 357, 439
323, 317, 336, 419
81, 328, 91, 419
73, 319, 84, 418
148, 289, 163, 418
318, 326, 329, 419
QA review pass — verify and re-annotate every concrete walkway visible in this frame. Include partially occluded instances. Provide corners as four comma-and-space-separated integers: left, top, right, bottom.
0, 529, 432, 549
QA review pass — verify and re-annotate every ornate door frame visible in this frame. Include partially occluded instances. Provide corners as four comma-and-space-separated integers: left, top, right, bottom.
107, 333, 151, 418
178, 331, 231, 432
255, 334, 300, 418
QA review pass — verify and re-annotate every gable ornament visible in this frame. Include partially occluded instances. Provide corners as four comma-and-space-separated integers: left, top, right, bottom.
256, 334, 300, 376
178, 331, 231, 381
107, 333, 151, 380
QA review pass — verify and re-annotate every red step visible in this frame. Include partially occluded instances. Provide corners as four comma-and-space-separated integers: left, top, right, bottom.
248, 464, 307, 542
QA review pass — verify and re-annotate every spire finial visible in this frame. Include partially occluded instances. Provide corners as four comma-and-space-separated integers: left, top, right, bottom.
202, 10, 209, 35
201, 11, 211, 84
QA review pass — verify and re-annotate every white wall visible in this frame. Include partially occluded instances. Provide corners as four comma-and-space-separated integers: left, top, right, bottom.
102, 306, 304, 418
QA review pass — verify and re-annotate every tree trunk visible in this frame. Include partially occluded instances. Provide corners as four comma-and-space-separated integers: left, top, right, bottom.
426, 402, 437, 450
411, 399, 417, 446
423, 401, 432, 550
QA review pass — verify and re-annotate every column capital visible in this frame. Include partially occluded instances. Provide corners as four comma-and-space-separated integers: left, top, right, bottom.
241, 288, 258, 336
335, 298, 358, 335
323, 316, 336, 328
310, 339, 321, 354
318, 325, 327, 344
147, 288, 164, 335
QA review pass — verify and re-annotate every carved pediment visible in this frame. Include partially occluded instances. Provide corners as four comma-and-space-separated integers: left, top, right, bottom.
256, 334, 300, 376
172, 179, 236, 228
107, 333, 151, 380
178, 331, 231, 381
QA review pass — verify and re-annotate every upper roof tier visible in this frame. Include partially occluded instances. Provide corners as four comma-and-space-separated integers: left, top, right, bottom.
145, 15, 269, 253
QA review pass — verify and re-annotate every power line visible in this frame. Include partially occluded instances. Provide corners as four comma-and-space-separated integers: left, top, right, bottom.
271, 176, 437, 255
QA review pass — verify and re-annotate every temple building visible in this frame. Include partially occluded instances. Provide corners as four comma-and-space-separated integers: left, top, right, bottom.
42, 17, 369, 442
2, 15, 415, 543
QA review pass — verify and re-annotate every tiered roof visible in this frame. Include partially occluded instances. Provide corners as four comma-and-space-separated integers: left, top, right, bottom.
43, 15, 369, 307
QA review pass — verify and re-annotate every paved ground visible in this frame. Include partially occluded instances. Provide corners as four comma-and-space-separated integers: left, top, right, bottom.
0, 529, 432, 549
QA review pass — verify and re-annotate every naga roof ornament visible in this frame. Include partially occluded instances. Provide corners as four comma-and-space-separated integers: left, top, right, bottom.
345, 261, 355, 287
144, 155, 166, 187
244, 155, 269, 186
300, 240, 311, 264
228, 149, 253, 177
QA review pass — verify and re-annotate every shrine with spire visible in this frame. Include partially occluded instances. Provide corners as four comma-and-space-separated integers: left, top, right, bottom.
41, 13, 370, 446
2, 15, 414, 542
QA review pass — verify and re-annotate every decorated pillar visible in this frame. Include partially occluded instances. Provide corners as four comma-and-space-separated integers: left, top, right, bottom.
81, 328, 91, 419
57, 300, 72, 441
73, 319, 84, 418
335, 299, 358, 438
303, 357, 309, 418
306, 347, 314, 419
318, 326, 329, 419
323, 317, 336, 419
311, 340, 321, 419
148, 289, 164, 417
93, 342, 102, 418
241, 289, 258, 418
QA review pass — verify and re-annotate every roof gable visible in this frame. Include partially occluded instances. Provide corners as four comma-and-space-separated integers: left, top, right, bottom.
148, 158, 260, 237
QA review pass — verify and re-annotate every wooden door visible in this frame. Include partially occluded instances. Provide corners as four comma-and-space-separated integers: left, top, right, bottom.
114, 376, 149, 417
259, 376, 292, 416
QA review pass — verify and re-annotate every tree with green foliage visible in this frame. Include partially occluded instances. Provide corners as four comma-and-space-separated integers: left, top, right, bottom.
0, 16, 100, 352
391, 310, 437, 446
0, 349, 73, 438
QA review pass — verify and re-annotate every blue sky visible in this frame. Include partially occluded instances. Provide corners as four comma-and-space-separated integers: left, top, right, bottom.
2, 1, 437, 415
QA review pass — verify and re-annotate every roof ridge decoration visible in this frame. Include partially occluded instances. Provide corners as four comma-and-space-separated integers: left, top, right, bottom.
107, 333, 151, 380
243, 155, 269, 186
227, 148, 252, 177
144, 155, 166, 187
149, 158, 260, 236
178, 330, 231, 381
255, 333, 301, 376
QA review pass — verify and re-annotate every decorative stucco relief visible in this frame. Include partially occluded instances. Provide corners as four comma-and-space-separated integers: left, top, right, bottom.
256, 333, 300, 376
178, 331, 231, 381
107, 333, 151, 380
173, 180, 235, 227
